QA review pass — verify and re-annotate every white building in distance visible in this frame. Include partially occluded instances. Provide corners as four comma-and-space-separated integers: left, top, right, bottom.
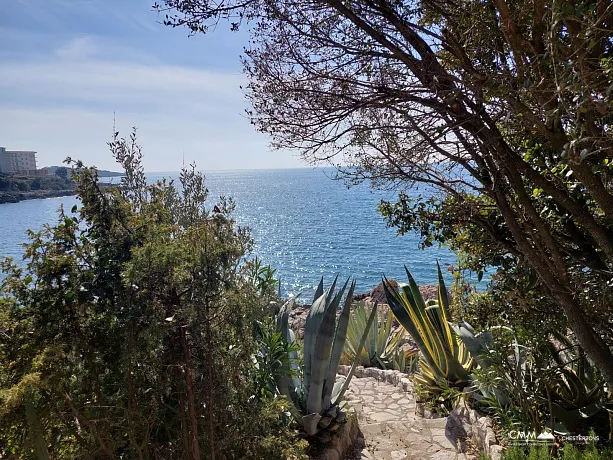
0, 147, 38, 175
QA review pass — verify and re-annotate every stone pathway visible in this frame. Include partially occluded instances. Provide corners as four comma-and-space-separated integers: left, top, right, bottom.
341, 376, 472, 460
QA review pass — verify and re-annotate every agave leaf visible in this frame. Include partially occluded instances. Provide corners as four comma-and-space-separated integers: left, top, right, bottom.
304, 276, 338, 395
383, 271, 470, 386
343, 299, 407, 370
274, 301, 302, 400
394, 347, 406, 373
286, 327, 302, 392
366, 303, 377, 361
348, 302, 367, 360
351, 302, 367, 357
383, 277, 445, 375
453, 321, 492, 368
550, 401, 604, 433
404, 266, 427, 311
301, 413, 323, 436
322, 280, 355, 410
377, 310, 392, 360
344, 309, 361, 358
274, 304, 292, 399
333, 302, 378, 405
313, 277, 324, 305
306, 279, 347, 415
437, 263, 459, 359
331, 379, 345, 403
436, 262, 451, 318
276, 298, 296, 339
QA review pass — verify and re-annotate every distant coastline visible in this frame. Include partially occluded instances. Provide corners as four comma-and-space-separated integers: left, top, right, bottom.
40, 166, 124, 178
0, 169, 122, 204
0, 174, 76, 205
0, 189, 76, 204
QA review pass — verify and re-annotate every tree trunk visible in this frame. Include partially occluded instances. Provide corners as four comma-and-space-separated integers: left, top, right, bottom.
181, 327, 201, 460
206, 319, 216, 460
179, 388, 191, 457
25, 395, 50, 460
551, 290, 613, 388
492, 182, 613, 389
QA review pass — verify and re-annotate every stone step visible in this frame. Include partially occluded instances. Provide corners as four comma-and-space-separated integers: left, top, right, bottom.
344, 376, 479, 460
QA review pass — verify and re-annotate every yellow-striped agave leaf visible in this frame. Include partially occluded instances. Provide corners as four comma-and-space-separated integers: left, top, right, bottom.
383, 265, 471, 388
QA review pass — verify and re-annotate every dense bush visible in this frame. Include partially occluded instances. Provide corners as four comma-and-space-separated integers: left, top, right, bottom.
0, 179, 10, 191
0, 130, 307, 459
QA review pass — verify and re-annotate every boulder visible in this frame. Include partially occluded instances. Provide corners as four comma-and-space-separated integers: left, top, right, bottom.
369, 280, 440, 304
369, 279, 398, 303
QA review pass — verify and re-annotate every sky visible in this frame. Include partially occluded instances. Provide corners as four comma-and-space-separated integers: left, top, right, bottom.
0, 0, 304, 171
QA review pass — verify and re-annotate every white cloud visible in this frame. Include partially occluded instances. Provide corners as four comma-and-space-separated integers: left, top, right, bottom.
54, 35, 98, 60
0, 37, 304, 171
0, 37, 245, 110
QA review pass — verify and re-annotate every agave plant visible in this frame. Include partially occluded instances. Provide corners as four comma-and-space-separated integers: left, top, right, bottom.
452, 321, 511, 407
342, 301, 414, 372
544, 335, 610, 433
275, 277, 377, 440
452, 321, 493, 369
548, 366, 606, 433
383, 264, 473, 393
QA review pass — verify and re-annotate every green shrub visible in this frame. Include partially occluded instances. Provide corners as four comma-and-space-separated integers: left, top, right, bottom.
37, 176, 71, 190
501, 442, 613, 459
0, 130, 302, 459
245, 256, 279, 298
30, 178, 41, 190
253, 318, 300, 399
0, 178, 11, 191
469, 325, 610, 439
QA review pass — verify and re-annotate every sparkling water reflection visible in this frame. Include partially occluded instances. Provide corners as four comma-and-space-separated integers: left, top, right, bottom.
0, 168, 458, 297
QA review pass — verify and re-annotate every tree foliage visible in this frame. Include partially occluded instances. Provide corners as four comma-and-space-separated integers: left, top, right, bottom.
54, 167, 68, 180
155, 0, 613, 386
0, 130, 307, 459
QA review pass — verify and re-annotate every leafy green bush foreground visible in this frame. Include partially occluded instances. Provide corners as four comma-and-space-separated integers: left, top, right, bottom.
0, 131, 307, 459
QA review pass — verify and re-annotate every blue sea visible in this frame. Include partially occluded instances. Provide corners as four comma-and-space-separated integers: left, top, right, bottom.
0, 168, 459, 298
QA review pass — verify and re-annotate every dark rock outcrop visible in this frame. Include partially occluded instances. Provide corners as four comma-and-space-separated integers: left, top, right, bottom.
367, 280, 439, 304
369, 279, 399, 303
0, 189, 75, 204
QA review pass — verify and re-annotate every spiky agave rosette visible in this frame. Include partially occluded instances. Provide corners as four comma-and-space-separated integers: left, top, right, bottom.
383, 263, 473, 394
275, 277, 377, 442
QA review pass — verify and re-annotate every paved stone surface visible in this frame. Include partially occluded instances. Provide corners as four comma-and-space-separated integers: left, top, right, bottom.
340, 376, 472, 460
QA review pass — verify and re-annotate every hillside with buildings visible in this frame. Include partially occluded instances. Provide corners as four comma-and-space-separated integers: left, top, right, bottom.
0, 147, 122, 203
0, 147, 40, 176
0, 147, 74, 203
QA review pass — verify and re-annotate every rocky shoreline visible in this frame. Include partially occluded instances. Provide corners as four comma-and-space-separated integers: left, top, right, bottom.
287, 281, 440, 342
0, 189, 76, 204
